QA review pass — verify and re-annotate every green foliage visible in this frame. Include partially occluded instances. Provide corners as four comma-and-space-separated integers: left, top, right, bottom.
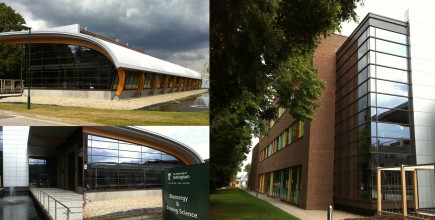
274, 55, 326, 120
0, 2, 26, 79
210, 0, 362, 189
244, 163, 251, 174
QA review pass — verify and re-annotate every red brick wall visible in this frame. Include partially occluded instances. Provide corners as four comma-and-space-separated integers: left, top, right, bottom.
306, 34, 347, 209
250, 34, 347, 210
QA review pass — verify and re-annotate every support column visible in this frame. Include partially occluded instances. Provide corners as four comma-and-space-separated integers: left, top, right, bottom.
401, 165, 407, 218
413, 170, 419, 214
151, 73, 158, 95
135, 72, 145, 97
377, 168, 382, 215
171, 76, 177, 92
162, 75, 169, 92
113, 68, 126, 100
183, 78, 188, 91
177, 77, 183, 91
198, 80, 202, 89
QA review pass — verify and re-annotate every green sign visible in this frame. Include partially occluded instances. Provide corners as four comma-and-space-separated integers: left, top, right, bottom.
162, 162, 209, 220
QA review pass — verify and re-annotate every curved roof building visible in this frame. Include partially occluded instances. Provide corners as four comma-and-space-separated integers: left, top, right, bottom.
0, 24, 203, 100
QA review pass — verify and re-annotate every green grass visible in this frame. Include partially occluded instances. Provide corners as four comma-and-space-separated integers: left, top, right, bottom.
0, 103, 209, 125
210, 189, 299, 220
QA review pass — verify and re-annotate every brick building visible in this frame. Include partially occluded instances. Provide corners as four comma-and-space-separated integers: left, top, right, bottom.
248, 34, 347, 210
249, 11, 435, 214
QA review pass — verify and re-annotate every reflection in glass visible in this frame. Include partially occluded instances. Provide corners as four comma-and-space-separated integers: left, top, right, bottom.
375, 28, 407, 44
371, 122, 377, 137
358, 81, 368, 97
375, 66, 408, 83
119, 151, 141, 159
358, 95, 368, 111
119, 143, 141, 152
86, 135, 184, 191
375, 39, 407, 57
376, 80, 408, 96
92, 148, 118, 157
376, 52, 408, 70
358, 67, 368, 85
376, 94, 408, 109
91, 155, 118, 163
358, 54, 368, 71
358, 41, 368, 58
377, 123, 410, 139
91, 140, 118, 150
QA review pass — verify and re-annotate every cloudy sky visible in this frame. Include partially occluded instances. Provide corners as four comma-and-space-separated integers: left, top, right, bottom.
3, 0, 209, 74
136, 126, 209, 160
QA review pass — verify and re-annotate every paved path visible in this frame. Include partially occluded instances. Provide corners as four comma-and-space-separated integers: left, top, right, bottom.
246, 190, 365, 220
84, 197, 162, 219
0, 111, 73, 125
0, 89, 208, 110
29, 187, 83, 220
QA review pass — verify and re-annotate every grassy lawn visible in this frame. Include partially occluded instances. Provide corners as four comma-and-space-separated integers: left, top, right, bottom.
210, 188, 299, 220
0, 103, 209, 125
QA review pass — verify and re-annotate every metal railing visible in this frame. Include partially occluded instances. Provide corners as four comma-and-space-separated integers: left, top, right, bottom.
0, 79, 23, 94
29, 185, 72, 220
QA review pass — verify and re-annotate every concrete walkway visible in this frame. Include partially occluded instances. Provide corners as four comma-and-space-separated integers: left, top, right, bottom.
29, 187, 83, 220
246, 190, 365, 220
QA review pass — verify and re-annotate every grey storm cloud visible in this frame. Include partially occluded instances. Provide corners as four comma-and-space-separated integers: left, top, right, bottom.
7, 0, 209, 62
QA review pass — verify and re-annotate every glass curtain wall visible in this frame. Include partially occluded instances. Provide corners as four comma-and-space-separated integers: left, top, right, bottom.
25, 44, 117, 90
85, 135, 184, 191
257, 165, 301, 205
335, 23, 415, 202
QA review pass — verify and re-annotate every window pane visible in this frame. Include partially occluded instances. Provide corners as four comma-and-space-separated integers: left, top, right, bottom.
377, 109, 410, 124
358, 41, 368, 58
358, 67, 368, 85
119, 150, 141, 159
376, 94, 408, 109
376, 66, 408, 83
376, 80, 408, 96
375, 28, 407, 44
119, 143, 141, 152
92, 148, 118, 157
358, 95, 368, 111
376, 53, 408, 70
358, 30, 368, 46
119, 157, 141, 164
358, 81, 368, 97
91, 140, 118, 150
91, 155, 118, 163
375, 39, 407, 57
377, 122, 410, 139
358, 54, 368, 71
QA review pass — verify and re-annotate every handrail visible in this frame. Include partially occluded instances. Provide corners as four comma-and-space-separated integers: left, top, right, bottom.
29, 185, 80, 220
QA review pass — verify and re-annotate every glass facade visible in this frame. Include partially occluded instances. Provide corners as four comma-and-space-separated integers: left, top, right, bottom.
335, 22, 415, 203
258, 165, 301, 205
25, 44, 117, 90
85, 135, 184, 191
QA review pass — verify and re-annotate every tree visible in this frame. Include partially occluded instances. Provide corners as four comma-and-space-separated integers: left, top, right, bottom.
210, 0, 362, 189
0, 2, 26, 79
244, 163, 251, 176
